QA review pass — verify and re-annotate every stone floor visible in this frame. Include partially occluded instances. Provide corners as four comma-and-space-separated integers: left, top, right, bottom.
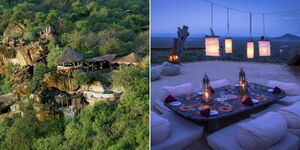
151, 61, 300, 150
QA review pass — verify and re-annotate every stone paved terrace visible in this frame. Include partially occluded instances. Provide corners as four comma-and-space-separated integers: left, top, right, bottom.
151, 60, 300, 150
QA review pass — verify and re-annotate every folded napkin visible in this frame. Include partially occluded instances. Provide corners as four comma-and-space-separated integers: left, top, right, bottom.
242, 96, 253, 106
165, 95, 177, 103
210, 87, 215, 94
272, 87, 282, 94
200, 108, 211, 117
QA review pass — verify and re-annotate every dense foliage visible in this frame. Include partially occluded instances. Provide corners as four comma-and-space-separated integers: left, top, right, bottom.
73, 69, 92, 85
0, 0, 149, 58
0, 57, 149, 149
0, 63, 17, 95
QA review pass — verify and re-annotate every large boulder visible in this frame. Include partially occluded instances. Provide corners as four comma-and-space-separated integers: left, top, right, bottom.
79, 81, 105, 92
0, 45, 17, 74
12, 66, 33, 85
0, 93, 18, 113
13, 81, 31, 97
43, 73, 79, 93
3, 22, 25, 38
16, 41, 48, 66
161, 61, 181, 76
151, 67, 161, 81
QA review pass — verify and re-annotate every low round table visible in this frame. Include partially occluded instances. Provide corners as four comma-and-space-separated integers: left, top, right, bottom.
164, 83, 286, 132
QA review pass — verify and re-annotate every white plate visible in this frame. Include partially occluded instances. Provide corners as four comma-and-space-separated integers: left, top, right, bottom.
170, 102, 182, 107
196, 91, 203, 95
225, 95, 238, 99
215, 98, 227, 102
210, 110, 219, 116
267, 89, 273, 92
252, 99, 260, 104
234, 84, 239, 87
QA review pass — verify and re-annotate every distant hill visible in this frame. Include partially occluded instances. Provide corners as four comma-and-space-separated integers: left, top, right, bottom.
273, 33, 300, 40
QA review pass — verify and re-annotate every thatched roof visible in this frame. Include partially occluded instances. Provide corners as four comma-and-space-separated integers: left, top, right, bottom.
112, 52, 142, 64
56, 48, 84, 64
84, 54, 117, 63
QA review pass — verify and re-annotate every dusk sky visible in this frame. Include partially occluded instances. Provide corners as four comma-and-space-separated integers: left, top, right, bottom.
151, 0, 300, 37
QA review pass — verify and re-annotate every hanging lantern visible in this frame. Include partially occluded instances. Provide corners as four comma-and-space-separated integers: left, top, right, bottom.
224, 8, 232, 54
259, 37, 271, 56
202, 73, 212, 104
205, 35, 220, 56
205, 4, 220, 57
167, 38, 180, 63
259, 15, 271, 56
224, 38, 232, 53
247, 41, 254, 58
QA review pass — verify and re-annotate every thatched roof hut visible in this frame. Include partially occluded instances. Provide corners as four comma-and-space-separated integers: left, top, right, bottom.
84, 54, 117, 63
56, 48, 84, 64
112, 52, 142, 65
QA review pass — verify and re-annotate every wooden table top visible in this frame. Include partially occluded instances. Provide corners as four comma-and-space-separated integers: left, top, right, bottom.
164, 83, 286, 121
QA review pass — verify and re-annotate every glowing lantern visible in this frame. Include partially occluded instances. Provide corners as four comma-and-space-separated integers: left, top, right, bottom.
247, 41, 254, 59
239, 68, 248, 95
225, 38, 232, 53
202, 73, 212, 103
168, 53, 179, 63
205, 36, 220, 56
259, 37, 271, 56
167, 38, 180, 63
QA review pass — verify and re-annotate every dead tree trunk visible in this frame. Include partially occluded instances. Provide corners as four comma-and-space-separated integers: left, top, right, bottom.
176, 26, 190, 58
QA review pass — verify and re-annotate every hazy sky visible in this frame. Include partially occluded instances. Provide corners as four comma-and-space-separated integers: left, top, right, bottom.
151, 0, 300, 37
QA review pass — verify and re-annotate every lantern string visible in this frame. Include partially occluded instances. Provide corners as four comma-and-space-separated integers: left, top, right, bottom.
226, 8, 230, 37
250, 13, 252, 39
211, 3, 213, 30
263, 14, 265, 36
205, 0, 300, 15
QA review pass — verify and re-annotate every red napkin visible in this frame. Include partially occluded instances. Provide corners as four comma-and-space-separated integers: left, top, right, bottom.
210, 87, 215, 94
242, 96, 253, 106
272, 87, 281, 94
200, 108, 211, 117
165, 95, 177, 103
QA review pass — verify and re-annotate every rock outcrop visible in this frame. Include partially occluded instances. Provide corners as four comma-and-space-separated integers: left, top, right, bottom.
0, 45, 17, 74
43, 73, 79, 93
0, 93, 18, 113
16, 41, 48, 66
3, 22, 26, 38
1, 37, 26, 48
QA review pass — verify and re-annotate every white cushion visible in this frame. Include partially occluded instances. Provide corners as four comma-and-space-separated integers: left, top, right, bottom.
278, 96, 300, 106
236, 112, 287, 150
151, 111, 171, 145
160, 83, 194, 100
267, 80, 300, 96
207, 118, 298, 150
277, 101, 300, 129
152, 112, 203, 150
154, 83, 194, 114
210, 79, 230, 89
251, 104, 283, 119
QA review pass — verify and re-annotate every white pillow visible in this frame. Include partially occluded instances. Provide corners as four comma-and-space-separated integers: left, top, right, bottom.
151, 111, 170, 145
236, 112, 287, 150
267, 80, 300, 96
277, 101, 300, 129
160, 83, 194, 101
210, 79, 230, 89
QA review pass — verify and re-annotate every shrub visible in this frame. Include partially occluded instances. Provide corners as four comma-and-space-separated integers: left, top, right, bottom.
73, 70, 92, 85
29, 63, 50, 92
